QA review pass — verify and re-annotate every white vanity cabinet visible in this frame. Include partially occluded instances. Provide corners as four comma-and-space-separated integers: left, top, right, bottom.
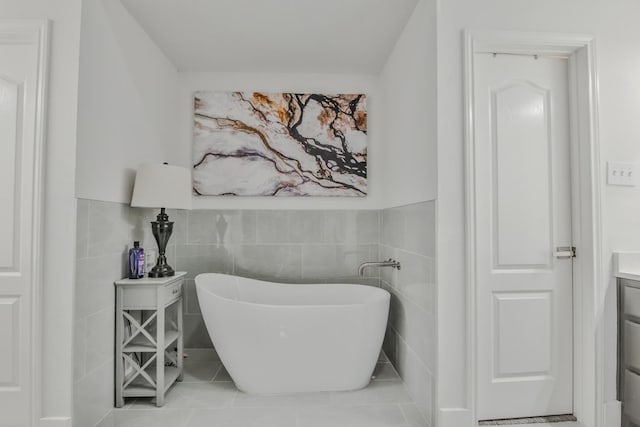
619, 279, 640, 427
114, 272, 186, 407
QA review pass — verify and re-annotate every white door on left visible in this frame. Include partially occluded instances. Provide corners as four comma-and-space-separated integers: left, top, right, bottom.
0, 21, 48, 426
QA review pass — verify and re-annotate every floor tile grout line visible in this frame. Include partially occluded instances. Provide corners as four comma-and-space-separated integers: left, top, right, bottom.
210, 361, 223, 382
182, 408, 195, 427
91, 408, 112, 427
228, 387, 239, 408
398, 403, 412, 426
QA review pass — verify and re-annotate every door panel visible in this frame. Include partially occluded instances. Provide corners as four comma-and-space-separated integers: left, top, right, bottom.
493, 292, 552, 377
475, 53, 573, 420
492, 82, 552, 269
0, 297, 20, 386
0, 77, 21, 271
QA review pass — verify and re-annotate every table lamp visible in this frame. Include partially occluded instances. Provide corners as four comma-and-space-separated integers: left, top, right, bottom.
131, 163, 192, 277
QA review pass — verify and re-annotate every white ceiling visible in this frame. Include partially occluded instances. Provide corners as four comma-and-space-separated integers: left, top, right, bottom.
119, 0, 419, 74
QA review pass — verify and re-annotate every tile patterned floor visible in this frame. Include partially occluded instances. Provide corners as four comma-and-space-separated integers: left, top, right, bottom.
103, 352, 428, 427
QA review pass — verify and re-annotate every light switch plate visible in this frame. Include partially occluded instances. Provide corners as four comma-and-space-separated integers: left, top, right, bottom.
607, 161, 637, 186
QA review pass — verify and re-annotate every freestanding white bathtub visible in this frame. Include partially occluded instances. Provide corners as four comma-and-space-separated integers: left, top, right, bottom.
194, 273, 390, 395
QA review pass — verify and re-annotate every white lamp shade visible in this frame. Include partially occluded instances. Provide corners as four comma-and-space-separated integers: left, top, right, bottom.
131, 163, 192, 210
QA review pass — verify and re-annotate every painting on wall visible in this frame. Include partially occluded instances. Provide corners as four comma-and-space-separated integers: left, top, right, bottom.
192, 91, 367, 197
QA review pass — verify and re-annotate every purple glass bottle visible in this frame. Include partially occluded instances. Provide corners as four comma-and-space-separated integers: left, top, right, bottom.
128, 241, 145, 279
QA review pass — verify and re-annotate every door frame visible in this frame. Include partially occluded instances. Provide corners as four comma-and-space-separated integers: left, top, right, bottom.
463, 30, 604, 427
0, 19, 50, 426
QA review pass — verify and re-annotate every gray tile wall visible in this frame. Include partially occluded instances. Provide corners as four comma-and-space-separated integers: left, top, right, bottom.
74, 200, 158, 427
380, 201, 436, 427
164, 209, 381, 349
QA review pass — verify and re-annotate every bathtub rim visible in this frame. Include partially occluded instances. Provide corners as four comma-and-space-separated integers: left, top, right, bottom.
194, 272, 390, 309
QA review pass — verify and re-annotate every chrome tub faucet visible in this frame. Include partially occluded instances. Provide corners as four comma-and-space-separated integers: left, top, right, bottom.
358, 259, 401, 276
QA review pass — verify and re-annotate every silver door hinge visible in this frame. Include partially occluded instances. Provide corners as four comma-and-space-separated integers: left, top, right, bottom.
555, 246, 576, 259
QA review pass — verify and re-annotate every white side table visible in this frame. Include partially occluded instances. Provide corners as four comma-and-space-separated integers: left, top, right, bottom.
114, 272, 186, 407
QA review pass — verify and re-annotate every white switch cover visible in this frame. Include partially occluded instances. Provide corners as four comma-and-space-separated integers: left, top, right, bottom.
607, 161, 637, 186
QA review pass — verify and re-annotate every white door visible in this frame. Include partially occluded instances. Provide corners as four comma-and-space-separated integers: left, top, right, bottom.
474, 53, 573, 420
0, 22, 48, 426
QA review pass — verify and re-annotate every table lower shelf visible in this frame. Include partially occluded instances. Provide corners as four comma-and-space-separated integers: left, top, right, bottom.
123, 329, 180, 353
123, 365, 182, 397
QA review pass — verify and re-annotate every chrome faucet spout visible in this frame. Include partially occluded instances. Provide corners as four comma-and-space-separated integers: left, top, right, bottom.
357, 259, 401, 276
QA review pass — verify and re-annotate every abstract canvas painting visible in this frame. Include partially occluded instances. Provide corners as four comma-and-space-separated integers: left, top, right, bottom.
192, 92, 367, 196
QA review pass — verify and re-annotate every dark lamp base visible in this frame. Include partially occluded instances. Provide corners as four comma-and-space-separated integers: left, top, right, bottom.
149, 207, 176, 278
148, 263, 175, 278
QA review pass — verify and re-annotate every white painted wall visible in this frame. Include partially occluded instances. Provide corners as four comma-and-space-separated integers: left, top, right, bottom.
0, 0, 82, 423
75, 0, 179, 204
436, 0, 640, 420
175, 71, 382, 209
379, 0, 437, 208
74, 0, 437, 211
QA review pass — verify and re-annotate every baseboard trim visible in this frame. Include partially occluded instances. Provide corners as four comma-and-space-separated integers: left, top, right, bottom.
440, 408, 472, 427
603, 400, 621, 427
39, 417, 72, 427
